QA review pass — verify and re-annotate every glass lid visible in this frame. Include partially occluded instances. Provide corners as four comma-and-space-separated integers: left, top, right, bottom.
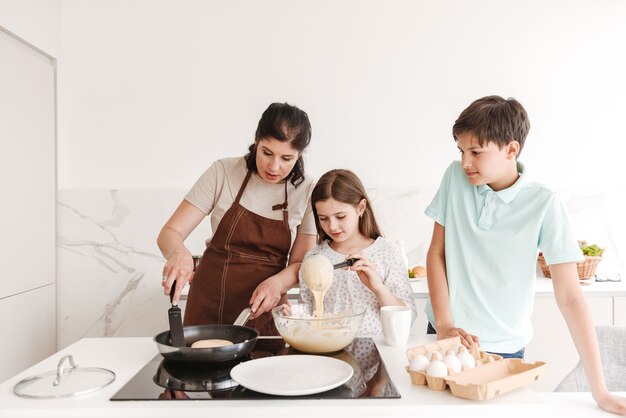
13, 355, 116, 399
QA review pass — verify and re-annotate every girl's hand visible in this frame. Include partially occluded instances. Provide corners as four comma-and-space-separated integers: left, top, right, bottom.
436, 324, 480, 348
346, 253, 385, 294
162, 250, 195, 305
249, 277, 284, 319
595, 391, 626, 415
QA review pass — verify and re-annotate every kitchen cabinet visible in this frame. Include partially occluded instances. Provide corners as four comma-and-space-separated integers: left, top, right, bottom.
525, 296, 613, 392
0, 285, 56, 380
0, 26, 56, 382
411, 297, 428, 336
615, 297, 626, 327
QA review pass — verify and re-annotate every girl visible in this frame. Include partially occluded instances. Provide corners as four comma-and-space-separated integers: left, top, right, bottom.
299, 169, 416, 336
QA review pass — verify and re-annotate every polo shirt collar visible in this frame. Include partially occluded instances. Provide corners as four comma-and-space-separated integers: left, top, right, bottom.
477, 162, 526, 204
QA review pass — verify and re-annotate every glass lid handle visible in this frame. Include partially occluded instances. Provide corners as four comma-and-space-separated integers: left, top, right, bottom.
53, 355, 79, 386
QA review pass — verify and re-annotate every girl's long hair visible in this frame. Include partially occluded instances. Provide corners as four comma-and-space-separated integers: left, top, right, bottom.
311, 169, 383, 244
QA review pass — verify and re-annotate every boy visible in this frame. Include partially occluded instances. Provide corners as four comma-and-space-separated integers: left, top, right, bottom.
425, 95, 625, 414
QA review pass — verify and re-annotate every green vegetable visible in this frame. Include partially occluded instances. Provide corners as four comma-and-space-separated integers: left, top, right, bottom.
579, 240, 604, 257
408, 269, 415, 278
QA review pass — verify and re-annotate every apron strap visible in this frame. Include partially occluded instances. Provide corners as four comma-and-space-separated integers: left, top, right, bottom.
272, 181, 290, 224
235, 170, 253, 204
271, 180, 289, 211
242, 169, 289, 223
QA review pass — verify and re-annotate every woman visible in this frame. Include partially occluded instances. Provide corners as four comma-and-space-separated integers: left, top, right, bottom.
158, 102, 317, 334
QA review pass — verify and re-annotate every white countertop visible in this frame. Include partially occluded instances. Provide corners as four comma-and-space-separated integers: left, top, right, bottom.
1, 335, 622, 417
407, 276, 626, 298
180, 275, 626, 299
287, 276, 626, 299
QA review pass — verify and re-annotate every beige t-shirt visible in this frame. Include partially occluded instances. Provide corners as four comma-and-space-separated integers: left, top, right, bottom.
185, 157, 317, 245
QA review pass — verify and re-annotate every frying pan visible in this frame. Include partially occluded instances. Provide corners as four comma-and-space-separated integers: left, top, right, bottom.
154, 309, 258, 363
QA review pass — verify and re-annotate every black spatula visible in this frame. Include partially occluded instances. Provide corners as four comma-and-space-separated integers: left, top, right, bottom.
168, 280, 186, 347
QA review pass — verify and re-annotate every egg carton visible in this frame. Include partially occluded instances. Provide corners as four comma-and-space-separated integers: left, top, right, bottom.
444, 358, 546, 400
405, 337, 545, 400
405, 337, 500, 389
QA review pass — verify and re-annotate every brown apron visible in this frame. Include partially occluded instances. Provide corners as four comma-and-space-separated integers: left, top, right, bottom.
184, 170, 291, 336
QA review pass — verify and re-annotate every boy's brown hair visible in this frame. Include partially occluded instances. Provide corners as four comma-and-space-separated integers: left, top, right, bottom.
453, 95, 530, 155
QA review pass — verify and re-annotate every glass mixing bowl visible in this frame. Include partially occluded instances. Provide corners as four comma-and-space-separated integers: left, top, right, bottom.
271, 303, 365, 353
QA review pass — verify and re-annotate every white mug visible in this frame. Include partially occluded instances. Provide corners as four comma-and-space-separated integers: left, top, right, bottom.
380, 305, 412, 347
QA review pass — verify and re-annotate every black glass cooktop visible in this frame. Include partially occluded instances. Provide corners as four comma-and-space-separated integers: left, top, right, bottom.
111, 337, 400, 401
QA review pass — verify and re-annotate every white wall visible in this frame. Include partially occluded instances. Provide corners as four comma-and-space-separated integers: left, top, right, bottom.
0, 0, 61, 57
57, 0, 626, 192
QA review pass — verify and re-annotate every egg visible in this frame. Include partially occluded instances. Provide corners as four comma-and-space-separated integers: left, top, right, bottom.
456, 345, 476, 369
425, 352, 448, 378
409, 354, 429, 372
427, 350, 442, 360
443, 349, 462, 374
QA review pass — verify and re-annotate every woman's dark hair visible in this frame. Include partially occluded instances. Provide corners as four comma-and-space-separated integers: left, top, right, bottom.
453, 95, 530, 156
244, 102, 312, 187
311, 169, 383, 244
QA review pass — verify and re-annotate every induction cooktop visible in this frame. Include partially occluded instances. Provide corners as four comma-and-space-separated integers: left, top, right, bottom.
111, 337, 400, 401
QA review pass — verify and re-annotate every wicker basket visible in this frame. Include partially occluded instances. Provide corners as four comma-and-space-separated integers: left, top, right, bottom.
577, 256, 603, 278
537, 254, 602, 279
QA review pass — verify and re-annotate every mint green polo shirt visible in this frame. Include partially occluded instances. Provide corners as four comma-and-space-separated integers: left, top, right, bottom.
424, 161, 584, 353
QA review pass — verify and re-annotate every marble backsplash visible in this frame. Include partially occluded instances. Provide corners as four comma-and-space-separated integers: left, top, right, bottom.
56, 187, 625, 349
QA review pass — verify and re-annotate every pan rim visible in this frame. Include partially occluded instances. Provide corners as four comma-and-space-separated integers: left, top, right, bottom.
153, 324, 258, 352
153, 324, 259, 363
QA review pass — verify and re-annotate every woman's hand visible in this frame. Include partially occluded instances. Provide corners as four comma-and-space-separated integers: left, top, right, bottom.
346, 254, 385, 294
435, 324, 480, 348
157, 200, 206, 305
162, 250, 194, 305
246, 234, 315, 320
248, 276, 284, 319
595, 391, 626, 415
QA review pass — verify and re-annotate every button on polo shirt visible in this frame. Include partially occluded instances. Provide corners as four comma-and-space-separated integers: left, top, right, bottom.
475, 170, 528, 231
424, 161, 583, 353
476, 188, 498, 230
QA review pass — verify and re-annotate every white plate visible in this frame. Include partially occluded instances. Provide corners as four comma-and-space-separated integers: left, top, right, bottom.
230, 355, 353, 396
